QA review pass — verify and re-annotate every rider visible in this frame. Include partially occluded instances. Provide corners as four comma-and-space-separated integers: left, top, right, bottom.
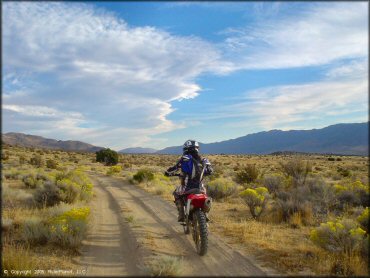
164, 140, 213, 222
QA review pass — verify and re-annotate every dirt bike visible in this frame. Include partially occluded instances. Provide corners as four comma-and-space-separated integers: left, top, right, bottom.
169, 160, 212, 256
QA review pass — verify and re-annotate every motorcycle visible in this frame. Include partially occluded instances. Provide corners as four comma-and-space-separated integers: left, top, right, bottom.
169, 160, 212, 256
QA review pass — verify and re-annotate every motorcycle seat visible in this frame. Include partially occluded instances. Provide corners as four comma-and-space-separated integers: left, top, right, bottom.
183, 188, 204, 195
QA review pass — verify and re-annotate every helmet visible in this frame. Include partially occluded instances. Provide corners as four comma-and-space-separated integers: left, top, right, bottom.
183, 140, 199, 153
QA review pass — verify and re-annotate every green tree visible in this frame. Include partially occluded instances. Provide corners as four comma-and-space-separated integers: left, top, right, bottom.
95, 148, 118, 166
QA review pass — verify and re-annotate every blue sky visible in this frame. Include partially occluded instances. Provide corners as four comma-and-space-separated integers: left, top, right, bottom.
3, 2, 368, 150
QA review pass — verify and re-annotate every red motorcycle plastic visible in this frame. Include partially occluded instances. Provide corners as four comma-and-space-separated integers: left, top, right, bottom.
182, 188, 212, 256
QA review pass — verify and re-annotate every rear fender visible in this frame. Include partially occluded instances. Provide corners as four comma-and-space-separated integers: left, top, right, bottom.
187, 193, 207, 211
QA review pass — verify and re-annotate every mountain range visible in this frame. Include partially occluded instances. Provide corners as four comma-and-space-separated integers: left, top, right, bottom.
2, 122, 368, 156
118, 147, 157, 154
2, 132, 104, 153
157, 122, 369, 156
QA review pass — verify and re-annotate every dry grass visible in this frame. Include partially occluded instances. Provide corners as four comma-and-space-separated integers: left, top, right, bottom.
210, 199, 368, 275
143, 255, 183, 276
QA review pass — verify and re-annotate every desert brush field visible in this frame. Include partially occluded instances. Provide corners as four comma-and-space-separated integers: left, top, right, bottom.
2, 144, 369, 276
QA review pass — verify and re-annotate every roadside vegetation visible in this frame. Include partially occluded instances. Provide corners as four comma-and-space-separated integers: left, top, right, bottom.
2, 144, 94, 272
116, 152, 369, 276
3, 143, 368, 276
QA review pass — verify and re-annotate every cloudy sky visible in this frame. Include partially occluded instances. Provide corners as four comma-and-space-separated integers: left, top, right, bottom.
3, 2, 368, 150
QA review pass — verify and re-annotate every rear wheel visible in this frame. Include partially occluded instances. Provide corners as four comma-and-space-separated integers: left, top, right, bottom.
192, 209, 208, 256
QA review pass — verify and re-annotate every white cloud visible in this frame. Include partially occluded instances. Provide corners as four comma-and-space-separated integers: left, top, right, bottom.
3, 2, 231, 149
3, 2, 368, 149
223, 2, 368, 69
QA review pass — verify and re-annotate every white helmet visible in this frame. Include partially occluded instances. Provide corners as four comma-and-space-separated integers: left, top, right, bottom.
183, 139, 199, 153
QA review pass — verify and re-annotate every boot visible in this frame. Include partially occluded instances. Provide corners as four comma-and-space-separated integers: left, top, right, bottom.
175, 199, 185, 222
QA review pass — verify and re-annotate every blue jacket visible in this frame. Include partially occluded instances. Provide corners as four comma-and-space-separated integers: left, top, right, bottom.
166, 154, 213, 190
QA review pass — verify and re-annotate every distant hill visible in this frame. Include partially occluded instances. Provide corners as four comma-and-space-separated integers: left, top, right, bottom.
118, 147, 157, 154
156, 122, 369, 156
2, 132, 104, 153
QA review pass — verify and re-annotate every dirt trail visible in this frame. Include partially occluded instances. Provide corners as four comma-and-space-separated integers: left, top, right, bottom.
75, 173, 271, 276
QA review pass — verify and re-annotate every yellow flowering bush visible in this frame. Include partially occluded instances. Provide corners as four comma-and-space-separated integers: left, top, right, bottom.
106, 165, 122, 176
48, 207, 90, 248
147, 173, 172, 195
240, 187, 269, 219
357, 207, 369, 232
310, 218, 366, 254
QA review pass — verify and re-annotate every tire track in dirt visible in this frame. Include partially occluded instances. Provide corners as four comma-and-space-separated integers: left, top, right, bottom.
73, 178, 145, 276
81, 173, 268, 276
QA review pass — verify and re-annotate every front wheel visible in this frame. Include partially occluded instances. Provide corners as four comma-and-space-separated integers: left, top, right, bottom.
183, 219, 190, 234
192, 209, 208, 256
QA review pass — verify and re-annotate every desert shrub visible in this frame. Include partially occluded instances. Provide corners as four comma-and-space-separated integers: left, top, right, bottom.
262, 174, 285, 194
36, 171, 52, 181
19, 155, 26, 165
208, 164, 223, 181
123, 162, 131, 168
304, 176, 337, 216
357, 207, 369, 233
235, 164, 259, 184
207, 178, 237, 200
54, 169, 93, 201
22, 173, 40, 188
106, 165, 122, 176
144, 255, 183, 276
48, 207, 90, 248
56, 179, 79, 204
149, 174, 172, 196
34, 181, 62, 207
4, 169, 22, 180
3, 185, 35, 209
22, 217, 49, 245
337, 191, 361, 208
334, 181, 369, 209
273, 189, 315, 224
2, 152, 10, 161
46, 159, 58, 169
29, 155, 43, 167
310, 218, 366, 255
96, 148, 118, 165
133, 168, 155, 183
337, 166, 351, 177
279, 159, 312, 186
336, 158, 343, 161
328, 157, 336, 161
2, 218, 14, 232
240, 187, 269, 219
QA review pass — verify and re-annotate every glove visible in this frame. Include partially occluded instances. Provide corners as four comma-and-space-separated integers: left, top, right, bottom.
164, 171, 170, 177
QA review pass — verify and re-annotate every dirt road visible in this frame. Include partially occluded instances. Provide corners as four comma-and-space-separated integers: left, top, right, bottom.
74, 173, 271, 276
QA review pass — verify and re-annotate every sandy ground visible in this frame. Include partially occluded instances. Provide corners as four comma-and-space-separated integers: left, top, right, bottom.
74, 173, 272, 276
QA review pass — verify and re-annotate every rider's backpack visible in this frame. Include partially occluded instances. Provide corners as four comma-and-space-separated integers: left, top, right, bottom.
181, 154, 202, 182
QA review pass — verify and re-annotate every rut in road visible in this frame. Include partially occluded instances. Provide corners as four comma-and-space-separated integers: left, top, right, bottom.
77, 173, 270, 276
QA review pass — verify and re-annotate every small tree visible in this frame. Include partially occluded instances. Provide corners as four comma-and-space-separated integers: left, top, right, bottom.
240, 187, 269, 219
95, 148, 118, 166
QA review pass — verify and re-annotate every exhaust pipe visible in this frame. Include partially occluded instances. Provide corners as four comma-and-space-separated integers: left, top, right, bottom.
203, 198, 212, 212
